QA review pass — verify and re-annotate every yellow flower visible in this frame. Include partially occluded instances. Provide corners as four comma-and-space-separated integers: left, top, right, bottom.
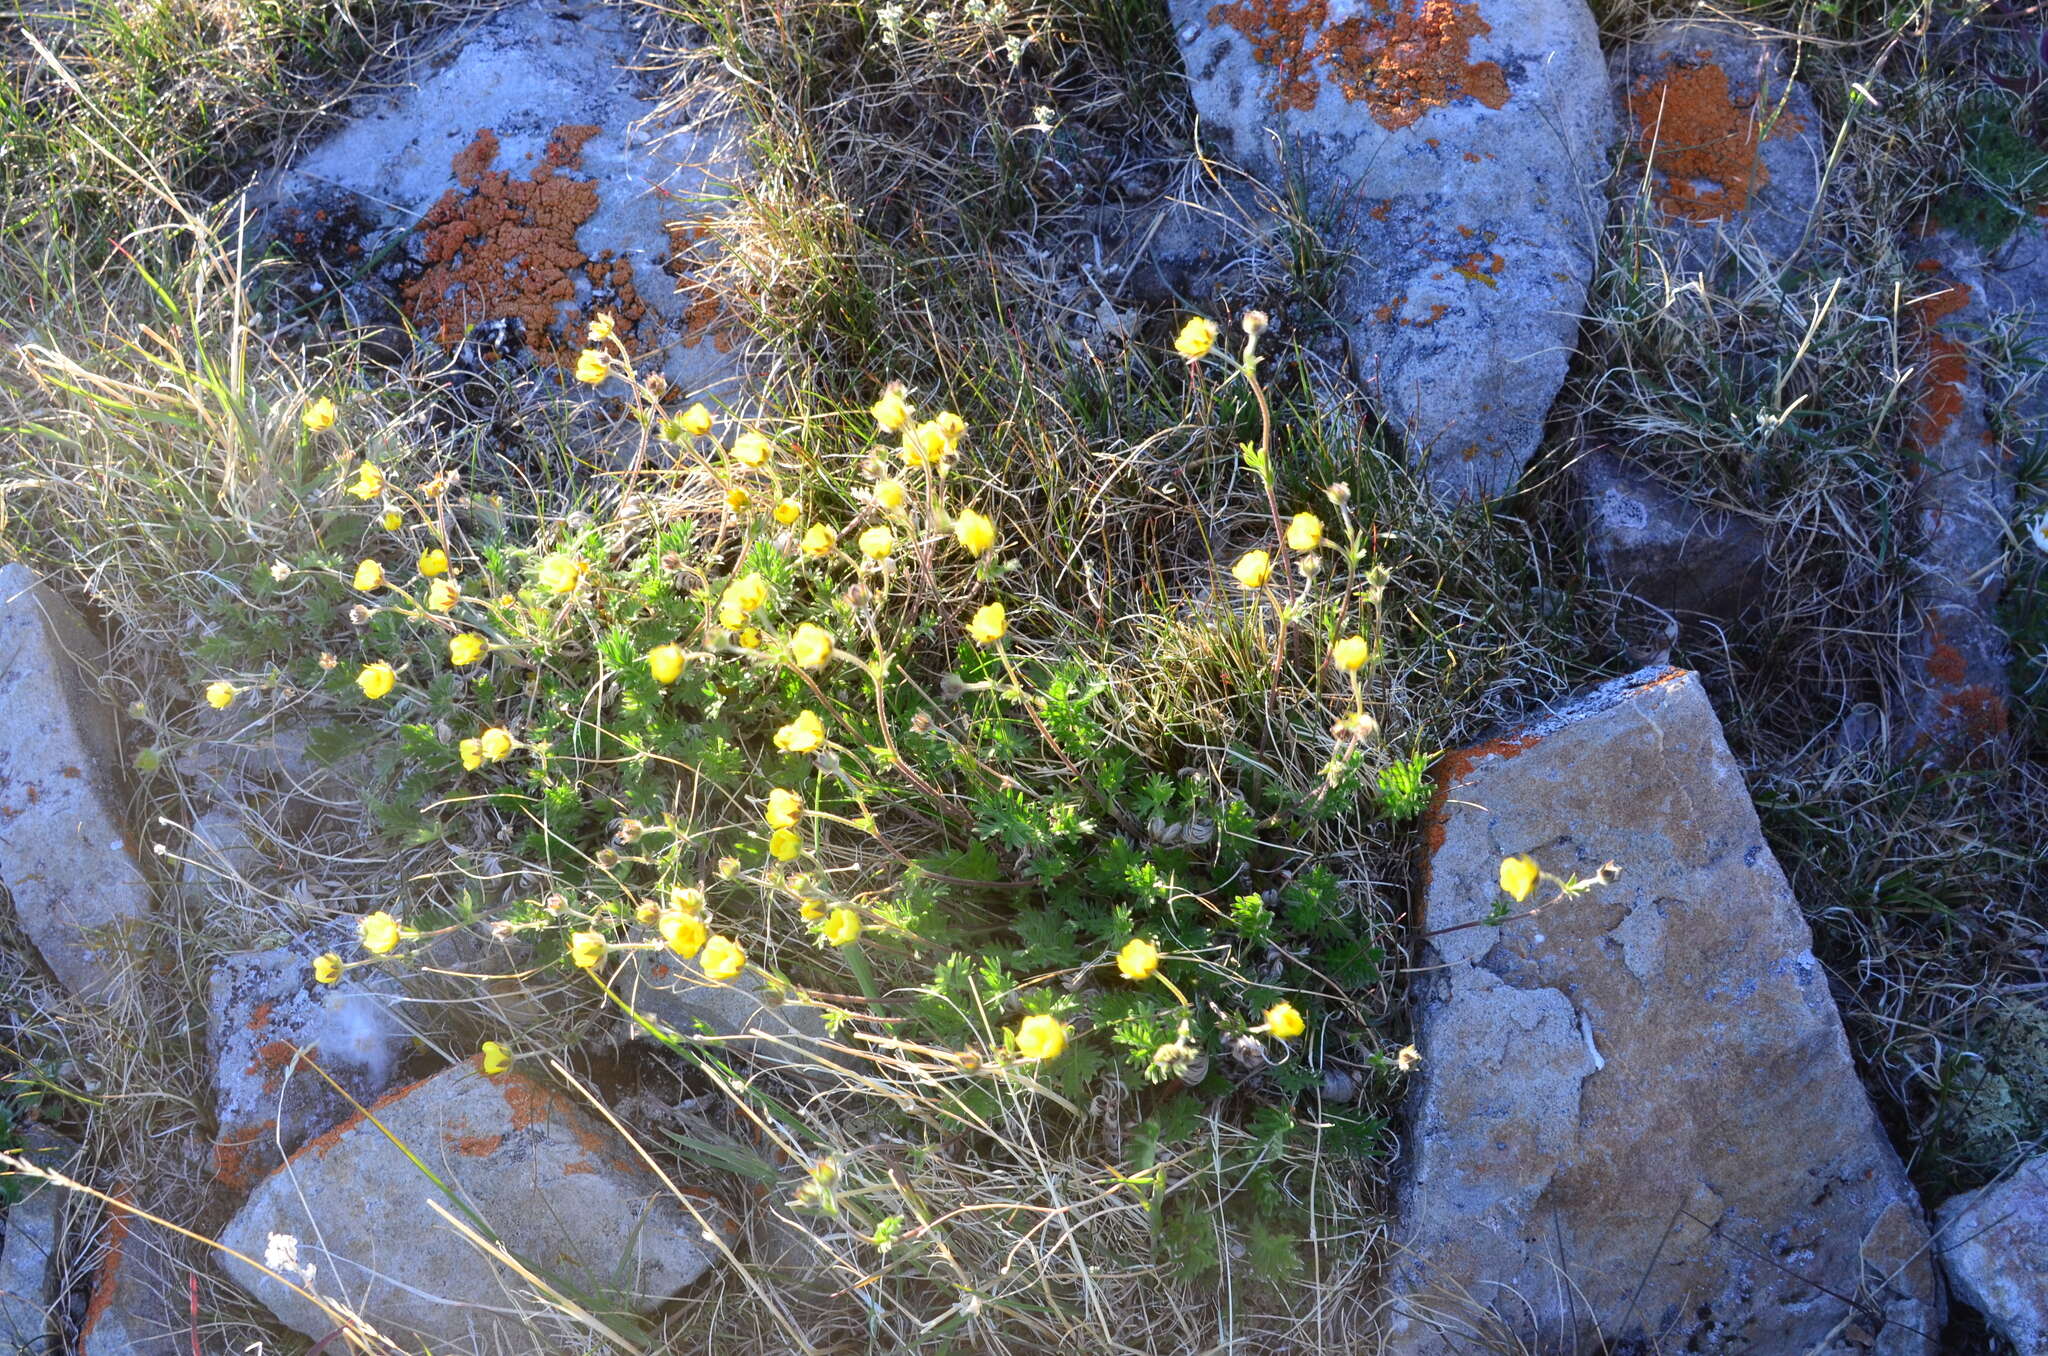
302, 396, 338, 432
679, 402, 713, 437
799, 898, 826, 921
381, 509, 403, 531
1265, 1001, 1305, 1040
774, 498, 803, 526
668, 885, 706, 914
1116, 937, 1160, 981
768, 827, 801, 860
934, 411, 967, 441
659, 909, 708, 958
1015, 1013, 1068, 1061
737, 627, 762, 650
1330, 635, 1372, 672
733, 431, 774, 467
356, 661, 396, 700
418, 548, 449, 577
1286, 512, 1325, 552
873, 479, 908, 511
725, 487, 751, 513
801, 523, 838, 557
478, 727, 514, 762
718, 573, 770, 628
347, 462, 384, 500
821, 907, 862, 947
953, 508, 996, 557
871, 384, 912, 433
968, 601, 1007, 645
574, 349, 609, 385
481, 1040, 512, 1075
449, 633, 488, 666
1396, 1044, 1422, 1072
569, 930, 608, 970
459, 737, 484, 771
537, 555, 587, 594
648, 643, 686, 685
1174, 316, 1219, 360
775, 709, 826, 753
353, 559, 386, 591
1499, 854, 1540, 904
427, 579, 461, 612
701, 935, 747, 981
587, 312, 617, 344
859, 525, 895, 561
358, 911, 400, 955
765, 787, 804, 829
312, 952, 342, 984
789, 623, 834, 670
1231, 549, 1272, 589
901, 420, 951, 467
205, 680, 237, 710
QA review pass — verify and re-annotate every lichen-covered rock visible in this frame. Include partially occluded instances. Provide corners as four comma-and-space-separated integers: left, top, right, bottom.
262, 0, 748, 407
1392, 666, 1940, 1354
1891, 235, 2014, 767
1611, 19, 1825, 272
619, 947, 833, 1074
206, 922, 410, 1190
1574, 449, 1770, 622
1937, 1155, 2048, 1354
1171, 0, 1613, 500
0, 1126, 79, 1351
0, 563, 152, 1000
78, 1192, 186, 1356
215, 1060, 728, 1352
1990, 220, 2048, 451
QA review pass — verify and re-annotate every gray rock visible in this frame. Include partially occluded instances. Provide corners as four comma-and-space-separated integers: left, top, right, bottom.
178, 807, 262, 898
1171, 0, 1613, 500
1391, 666, 1940, 1354
1989, 220, 2048, 454
77, 1193, 185, 1356
1891, 234, 2014, 767
215, 1061, 729, 1352
206, 921, 409, 1190
1937, 1154, 2048, 1354
259, 0, 749, 407
618, 947, 833, 1074
1574, 449, 1771, 622
0, 1127, 79, 1353
0, 563, 153, 1000
1611, 19, 1826, 273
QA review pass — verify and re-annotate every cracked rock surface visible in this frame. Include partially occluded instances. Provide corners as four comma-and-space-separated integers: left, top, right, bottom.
1390, 666, 1940, 1354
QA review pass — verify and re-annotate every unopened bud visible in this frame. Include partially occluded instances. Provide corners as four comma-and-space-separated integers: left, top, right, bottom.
1241, 309, 1270, 337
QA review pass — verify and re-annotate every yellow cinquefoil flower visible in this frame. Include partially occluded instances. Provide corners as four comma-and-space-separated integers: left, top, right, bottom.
858, 525, 895, 561
449, 633, 488, 666
313, 952, 343, 984
574, 349, 609, 385
481, 1040, 512, 1075
459, 737, 484, 771
1330, 635, 1372, 672
1232, 550, 1272, 589
669, 885, 707, 914
821, 907, 862, 947
1499, 854, 1540, 903
871, 384, 912, 433
801, 523, 838, 557
587, 313, 617, 343
478, 727, 514, 762
775, 710, 825, 753
774, 498, 802, 526
537, 555, 586, 595
679, 402, 713, 438
873, 479, 908, 511
1015, 1014, 1068, 1061
359, 911, 400, 955
648, 643, 686, 685
1286, 512, 1324, 552
347, 462, 384, 500
418, 548, 449, 577
356, 662, 397, 700
901, 420, 951, 467
953, 508, 996, 557
718, 573, 770, 628
1174, 316, 1218, 360
381, 510, 404, 531
733, 431, 773, 467
700, 935, 747, 981
427, 579, 461, 612
353, 559, 385, 591
789, 623, 834, 670
934, 411, 966, 441
768, 827, 801, 860
570, 930, 607, 969
968, 601, 1007, 645
302, 396, 338, 432
1264, 1001, 1306, 1040
205, 681, 237, 710
737, 627, 762, 649
659, 909, 708, 958
765, 788, 804, 829
725, 487, 751, 513
1117, 937, 1160, 981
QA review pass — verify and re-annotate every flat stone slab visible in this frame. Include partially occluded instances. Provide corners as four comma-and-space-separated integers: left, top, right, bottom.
618, 947, 832, 1074
0, 1126, 79, 1353
1391, 666, 1940, 1354
263, 0, 748, 406
0, 563, 152, 1000
1171, 0, 1613, 500
216, 1060, 727, 1351
206, 920, 410, 1189
1937, 1154, 2048, 1354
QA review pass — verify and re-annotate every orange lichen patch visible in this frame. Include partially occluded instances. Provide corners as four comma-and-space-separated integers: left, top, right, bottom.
78, 1190, 135, 1344
1626, 61, 1769, 221
401, 126, 654, 372
212, 1120, 278, 1189
1453, 250, 1505, 286
1419, 730, 1545, 865
498, 1072, 561, 1131
1209, 0, 1509, 129
244, 1000, 274, 1031
1934, 683, 2009, 748
293, 1071, 435, 1164
1907, 274, 1973, 448
452, 1132, 505, 1157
